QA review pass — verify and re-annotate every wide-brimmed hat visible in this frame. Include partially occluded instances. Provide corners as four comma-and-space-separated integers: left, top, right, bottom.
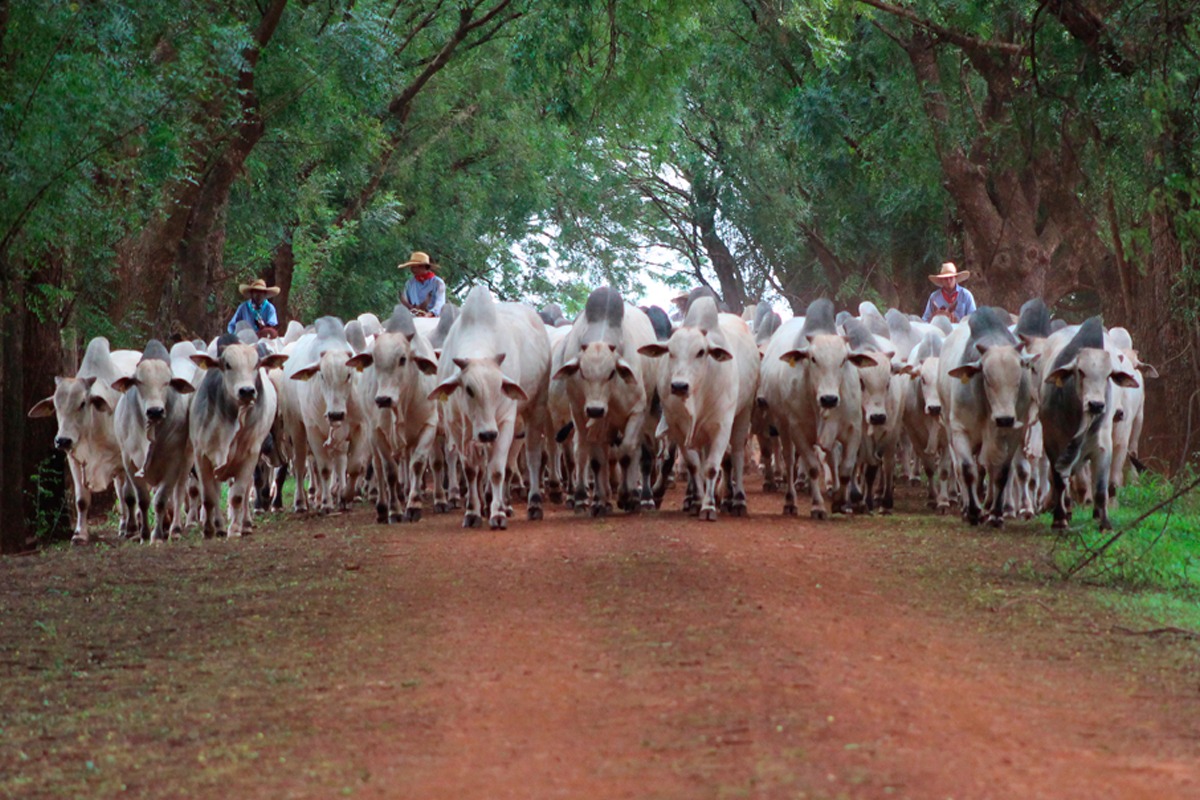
929, 261, 970, 285
398, 251, 437, 270
239, 278, 280, 297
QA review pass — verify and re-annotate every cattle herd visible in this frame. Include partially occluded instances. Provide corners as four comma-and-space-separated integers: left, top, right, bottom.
27, 284, 1155, 545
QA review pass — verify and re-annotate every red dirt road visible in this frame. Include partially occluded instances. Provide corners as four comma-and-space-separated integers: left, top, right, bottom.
281, 485, 1200, 800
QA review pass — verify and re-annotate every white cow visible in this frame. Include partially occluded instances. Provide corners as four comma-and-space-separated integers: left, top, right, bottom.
285, 318, 374, 514
361, 306, 441, 523
552, 287, 660, 515
638, 297, 758, 521
843, 318, 904, 513
430, 286, 551, 529
112, 341, 195, 541
189, 339, 286, 537
27, 337, 139, 543
1107, 326, 1155, 496
761, 299, 871, 519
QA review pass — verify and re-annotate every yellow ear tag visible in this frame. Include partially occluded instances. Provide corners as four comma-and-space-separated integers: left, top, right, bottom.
959, 373, 972, 385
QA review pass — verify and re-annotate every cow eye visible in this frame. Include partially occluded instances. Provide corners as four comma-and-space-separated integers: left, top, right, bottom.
608, 369, 617, 380
466, 386, 475, 398
79, 401, 87, 410
399, 357, 407, 367
696, 349, 705, 358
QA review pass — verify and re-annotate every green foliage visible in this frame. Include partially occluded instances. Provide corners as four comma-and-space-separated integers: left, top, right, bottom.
1054, 472, 1200, 596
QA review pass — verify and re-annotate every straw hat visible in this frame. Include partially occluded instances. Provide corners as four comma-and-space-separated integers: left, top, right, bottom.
929, 261, 970, 285
398, 251, 437, 270
239, 278, 280, 297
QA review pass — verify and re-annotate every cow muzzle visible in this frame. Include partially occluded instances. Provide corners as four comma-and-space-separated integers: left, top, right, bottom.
994, 415, 1016, 429
1086, 401, 1106, 416
819, 394, 839, 409
868, 413, 887, 426
585, 405, 605, 419
477, 429, 499, 444
670, 381, 689, 397
54, 436, 73, 451
146, 406, 166, 421
237, 386, 257, 403
925, 405, 942, 417
375, 396, 394, 409
326, 410, 346, 423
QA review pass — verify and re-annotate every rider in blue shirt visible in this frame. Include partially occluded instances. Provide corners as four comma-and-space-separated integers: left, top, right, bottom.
398, 251, 446, 317
922, 262, 976, 323
227, 278, 280, 336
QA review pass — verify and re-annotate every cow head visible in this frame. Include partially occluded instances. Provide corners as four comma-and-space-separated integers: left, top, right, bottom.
916, 357, 943, 417
192, 345, 287, 408
850, 349, 897, 428
291, 349, 373, 425
27, 376, 112, 452
554, 341, 638, 420
638, 326, 729, 403
949, 342, 1038, 428
1045, 347, 1138, 417
369, 332, 437, 411
780, 333, 867, 415
428, 353, 526, 443
112, 358, 194, 425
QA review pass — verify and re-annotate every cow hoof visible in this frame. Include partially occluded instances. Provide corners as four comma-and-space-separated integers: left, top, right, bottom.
1019, 509, 1034, 521
463, 513, 482, 529
731, 504, 747, 517
936, 504, 950, 516
434, 502, 450, 514
527, 506, 544, 521
640, 499, 656, 511
404, 508, 423, 523
1052, 518, 1069, 530
909, 477, 922, 487
988, 515, 1005, 529
783, 504, 797, 516
810, 509, 827, 521
698, 507, 718, 522
564, 497, 576, 510
489, 514, 508, 530
763, 481, 778, 493
504, 506, 514, 518
70, 535, 90, 546
720, 499, 734, 513
548, 490, 564, 504
591, 503, 609, 518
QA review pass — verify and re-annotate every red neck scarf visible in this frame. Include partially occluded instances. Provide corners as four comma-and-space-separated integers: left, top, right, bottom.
414, 270, 434, 283
940, 286, 958, 305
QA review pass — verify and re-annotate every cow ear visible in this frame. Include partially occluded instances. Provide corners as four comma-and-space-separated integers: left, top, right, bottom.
169, 378, 196, 395
607, 343, 617, 352
708, 346, 733, 362
28, 397, 56, 418
848, 353, 878, 369
111, 376, 137, 393
615, 358, 638, 384
1139, 361, 1159, 379
975, 342, 990, 356
89, 395, 112, 412
501, 379, 528, 402
258, 353, 288, 370
637, 343, 668, 358
780, 349, 809, 367
1111, 370, 1140, 389
552, 358, 580, 381
452, 357, 470, 371
891, 361, 909, 375
290, 365, 320, 381
191, 353, 220, 370
346, 353, 374, 372
405, 331, 416, 342
948, 362, 982, 383
82, 376, 98, 390
428, 376, 460, 401
1020, 352, 1041, 369
413, 356, 439, 376
493, 353, 506, 367
1045, 364, 1074, 388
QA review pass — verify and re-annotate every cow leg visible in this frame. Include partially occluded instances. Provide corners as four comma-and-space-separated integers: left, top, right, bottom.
462, 458, 483, 528
253, 462, 272, 512
151, 482, 172, 543
405, 425, 438, 522
227, 466, 255, 537
780, 437, 799, 516
270, 463, 288, 511
987, 461, 1011, 528
863, 464, 879, 513
728, 413, 751, 517
590, 447, 611, 517
432, 437, 450, 513
1092, 450, 1114, 531
372, 451, 392, 523
653, 443, 677, 506
638, 442, 656, 511
571, 437, 590, 513
196, 458, 224, 538
881, 446, 896, 514
291, 435, 310, 514
1049, 469, 1070, 529
524, 417, 546, 521
130, 471, 151, 542
486, 424, 516, 530
67, 458, 92, 544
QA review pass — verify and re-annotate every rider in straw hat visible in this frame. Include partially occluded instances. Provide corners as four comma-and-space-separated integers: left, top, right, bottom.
398, 251, 446, 317
921, 262, 977, 323
227, 277, 281, 337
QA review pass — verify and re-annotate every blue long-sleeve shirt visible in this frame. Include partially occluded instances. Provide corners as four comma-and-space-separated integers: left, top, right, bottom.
922, 287, 976, 322
403, 275, 447, 316
227, 299, 278, 334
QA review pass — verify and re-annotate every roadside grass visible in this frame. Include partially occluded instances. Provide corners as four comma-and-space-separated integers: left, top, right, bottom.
1049, 470, 1200, 630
